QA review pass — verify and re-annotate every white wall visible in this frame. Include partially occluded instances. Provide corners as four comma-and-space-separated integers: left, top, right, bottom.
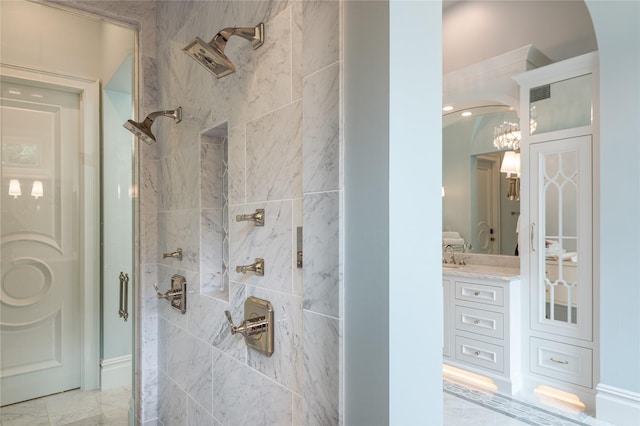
389, 1, 442, 424
587, 0, 640, 400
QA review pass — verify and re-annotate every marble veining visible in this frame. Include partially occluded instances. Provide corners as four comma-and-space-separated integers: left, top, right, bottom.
158, 371, 188, 426
230, 201, 294, 293
247, 8, 293, 122
246, 101, 303, 202
302, 1, 341, 76
186, 286, 248, 363
303, 62, 341, 193
166, 329, 213, 413
200, 209, 225, 293
303, 191, 340, 317
228, 125, 247, 205
211, 349, 293, 426
247, 286, 303, 394
201, 140, 225, 210
303, 310, 340, 426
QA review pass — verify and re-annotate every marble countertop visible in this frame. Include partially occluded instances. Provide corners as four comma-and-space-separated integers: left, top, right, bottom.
442, 264, 520, 281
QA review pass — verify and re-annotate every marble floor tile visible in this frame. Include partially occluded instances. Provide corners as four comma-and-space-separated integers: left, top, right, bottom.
0, 386, 130, 426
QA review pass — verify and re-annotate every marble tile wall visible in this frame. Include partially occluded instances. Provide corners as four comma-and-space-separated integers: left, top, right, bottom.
150, 1, 343, 425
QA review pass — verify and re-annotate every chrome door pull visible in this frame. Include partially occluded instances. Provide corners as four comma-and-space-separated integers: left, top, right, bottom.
530, 222, 536, 252
118, 272, 129, 322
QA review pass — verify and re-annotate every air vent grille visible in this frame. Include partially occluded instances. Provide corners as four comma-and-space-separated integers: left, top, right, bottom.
530, 85, 551, 102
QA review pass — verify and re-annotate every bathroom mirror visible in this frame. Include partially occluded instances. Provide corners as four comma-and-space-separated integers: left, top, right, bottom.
442, 106, 521, 255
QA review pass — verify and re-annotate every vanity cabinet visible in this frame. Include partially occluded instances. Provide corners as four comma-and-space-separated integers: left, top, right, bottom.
443, 272, 521, 393
514, 51, 598, 407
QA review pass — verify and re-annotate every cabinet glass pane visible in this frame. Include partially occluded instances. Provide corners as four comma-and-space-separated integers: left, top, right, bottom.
543, 150, 579, 325
530, 74, 592, 135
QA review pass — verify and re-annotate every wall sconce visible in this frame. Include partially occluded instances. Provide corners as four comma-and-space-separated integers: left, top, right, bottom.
31, 181, 43, 199
442, 186, 445, 197
500, 151, 520, 201
8, 179, 22, 198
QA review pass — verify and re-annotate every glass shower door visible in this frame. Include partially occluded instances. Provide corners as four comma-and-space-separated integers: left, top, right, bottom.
0, 77, 83, 406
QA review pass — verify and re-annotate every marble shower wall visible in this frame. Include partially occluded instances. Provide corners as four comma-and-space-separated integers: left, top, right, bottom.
150, 1, 343, 425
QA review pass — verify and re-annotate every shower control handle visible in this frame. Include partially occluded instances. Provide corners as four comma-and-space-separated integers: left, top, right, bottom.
235, 209, 265, 226
224, 297, 274, 357
224, 310, 268, 337
152, 275, 187, 314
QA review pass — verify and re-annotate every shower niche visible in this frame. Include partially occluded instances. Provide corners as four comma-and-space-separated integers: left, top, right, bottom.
200, 123, 229, 300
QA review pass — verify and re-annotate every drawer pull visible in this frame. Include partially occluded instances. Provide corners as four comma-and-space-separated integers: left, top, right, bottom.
473, 320, 480, 325
474, 291, 480, 296
550, 357, 569, 365
474, 351, 480, 356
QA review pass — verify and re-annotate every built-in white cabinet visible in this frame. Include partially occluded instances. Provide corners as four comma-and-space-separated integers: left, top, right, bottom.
443, 272, 521, 393
515, 51, 599, 408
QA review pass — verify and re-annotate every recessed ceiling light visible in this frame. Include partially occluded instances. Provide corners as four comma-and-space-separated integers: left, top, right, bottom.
442, 105, 454, 112
461, 111, 472, 117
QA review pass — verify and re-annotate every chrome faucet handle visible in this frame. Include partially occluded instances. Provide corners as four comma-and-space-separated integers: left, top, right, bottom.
152, 282, 169, 299
443, 244, 456, 264
225, 309, 268, 337
458, 255, 470, 266
225, 310, 244, 335
152, 275, 187, 314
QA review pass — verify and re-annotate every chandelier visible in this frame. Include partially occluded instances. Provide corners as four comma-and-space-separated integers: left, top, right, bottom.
493, 121, 521, 151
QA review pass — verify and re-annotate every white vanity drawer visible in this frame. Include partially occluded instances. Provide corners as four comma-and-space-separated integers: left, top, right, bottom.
455, 335, 504, 373
530, 337, 592, 388
455, 306, 504, 340
455, 281, 504, 307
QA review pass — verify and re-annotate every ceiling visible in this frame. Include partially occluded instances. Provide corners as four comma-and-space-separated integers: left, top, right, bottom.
443, 0, 597, 74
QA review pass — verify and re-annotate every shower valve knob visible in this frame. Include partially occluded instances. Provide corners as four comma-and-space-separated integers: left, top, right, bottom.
223, 297, 274, 357
224, 310, 268, 337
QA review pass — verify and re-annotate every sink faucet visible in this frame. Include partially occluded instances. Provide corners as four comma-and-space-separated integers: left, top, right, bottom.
443, 244, 455, 264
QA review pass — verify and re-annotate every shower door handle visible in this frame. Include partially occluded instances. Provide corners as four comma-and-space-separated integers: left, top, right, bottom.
119, 272, 129, 322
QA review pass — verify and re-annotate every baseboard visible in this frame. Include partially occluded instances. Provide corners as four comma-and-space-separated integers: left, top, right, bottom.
100, 354, 132, 390
596, 383, 640, 425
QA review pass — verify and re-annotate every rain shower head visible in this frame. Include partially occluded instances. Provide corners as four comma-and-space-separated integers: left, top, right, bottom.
183, 23, 264, 78
123, 107, 182, 144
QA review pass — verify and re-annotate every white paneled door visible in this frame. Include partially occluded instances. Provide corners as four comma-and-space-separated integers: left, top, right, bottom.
1, 79, 82, 406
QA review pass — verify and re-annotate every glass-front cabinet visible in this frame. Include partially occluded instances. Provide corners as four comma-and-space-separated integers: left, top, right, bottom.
515, 51, 598, 408
530, 135, 592, 340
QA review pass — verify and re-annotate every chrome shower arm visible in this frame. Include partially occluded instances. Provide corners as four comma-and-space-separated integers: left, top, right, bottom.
147, 107, 182, 123
212, 23, 265, 51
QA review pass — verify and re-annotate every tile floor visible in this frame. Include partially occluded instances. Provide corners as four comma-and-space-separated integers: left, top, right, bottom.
0, 382, 611, 426
0, 386, 130, 426
443, 380, 611, 426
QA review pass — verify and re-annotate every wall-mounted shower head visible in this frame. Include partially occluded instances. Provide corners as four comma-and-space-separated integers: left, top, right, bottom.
183, 23, 264, 78
123, 107, 182, 144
